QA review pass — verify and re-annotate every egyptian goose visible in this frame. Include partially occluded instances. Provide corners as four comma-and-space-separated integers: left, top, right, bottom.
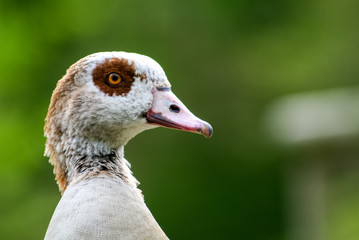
44, 52, 212, 240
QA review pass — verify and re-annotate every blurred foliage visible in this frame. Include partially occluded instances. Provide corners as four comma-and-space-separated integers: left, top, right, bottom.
1, 0, 359, 239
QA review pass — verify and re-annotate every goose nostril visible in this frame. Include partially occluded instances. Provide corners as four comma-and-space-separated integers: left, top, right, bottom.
169, 104, 181, 113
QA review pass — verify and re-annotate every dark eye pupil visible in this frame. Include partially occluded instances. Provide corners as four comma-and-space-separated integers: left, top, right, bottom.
111, 74, 118, 81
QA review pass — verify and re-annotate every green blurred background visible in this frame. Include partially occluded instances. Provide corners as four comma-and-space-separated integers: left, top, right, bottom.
1, 0, 359, 239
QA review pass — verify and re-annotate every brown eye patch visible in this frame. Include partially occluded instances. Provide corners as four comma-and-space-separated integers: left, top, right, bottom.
92, 58, 146, 96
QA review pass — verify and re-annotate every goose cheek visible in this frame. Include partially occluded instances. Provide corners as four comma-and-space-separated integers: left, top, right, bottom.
146, 87, 213, 138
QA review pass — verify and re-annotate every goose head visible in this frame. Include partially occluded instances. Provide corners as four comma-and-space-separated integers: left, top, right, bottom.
44, 52, 212, 192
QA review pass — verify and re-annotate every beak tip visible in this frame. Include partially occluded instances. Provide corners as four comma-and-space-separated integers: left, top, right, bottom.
201, 122, 213, 138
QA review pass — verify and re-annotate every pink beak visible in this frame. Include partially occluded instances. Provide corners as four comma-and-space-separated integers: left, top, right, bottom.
146, 87, 213, 138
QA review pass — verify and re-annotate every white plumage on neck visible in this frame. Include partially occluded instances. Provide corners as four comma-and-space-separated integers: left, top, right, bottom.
45, 176, 168, 240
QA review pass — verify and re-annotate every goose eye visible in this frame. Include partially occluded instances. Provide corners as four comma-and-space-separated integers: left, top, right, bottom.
106, 73, 122, 87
